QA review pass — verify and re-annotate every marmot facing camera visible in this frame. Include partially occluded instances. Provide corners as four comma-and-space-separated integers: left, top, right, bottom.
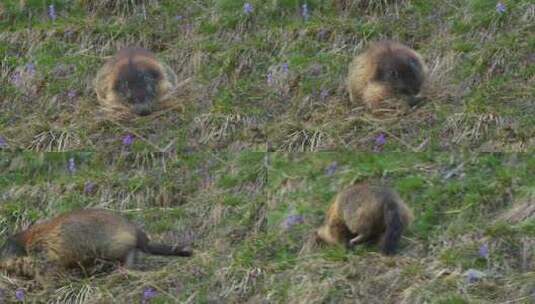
94, 47, 178, 118
316, 182, 414, 255
347, 41, 427, 110
0, 208, 191, 280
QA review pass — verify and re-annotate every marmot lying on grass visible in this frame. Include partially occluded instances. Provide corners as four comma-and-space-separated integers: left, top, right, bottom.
316, 182, 414, 255
347, 41, 427, 111
94, 47, 178, 118
0, 209, 191, 282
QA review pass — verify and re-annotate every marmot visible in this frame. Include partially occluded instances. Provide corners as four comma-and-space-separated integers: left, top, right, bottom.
316, 182, 414, 255
94, 47, 178, 118
0, 209, 191, 280
347, 41, 427, 110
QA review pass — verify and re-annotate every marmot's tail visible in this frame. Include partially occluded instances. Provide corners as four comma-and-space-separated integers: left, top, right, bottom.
137, 230, 192, 256
381, 192, 404, 255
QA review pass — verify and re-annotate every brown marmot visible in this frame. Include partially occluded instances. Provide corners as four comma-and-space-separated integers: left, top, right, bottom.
0, 208, 191, 281
316, 182, 414, 255
347, 41, 427, 110
94, 47, 178, 118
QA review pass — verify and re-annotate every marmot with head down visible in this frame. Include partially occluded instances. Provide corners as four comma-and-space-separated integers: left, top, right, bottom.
347, 41, 427, 111
0, 209, 192, 282
94, 47, 178, 118
316, 182, 414, 255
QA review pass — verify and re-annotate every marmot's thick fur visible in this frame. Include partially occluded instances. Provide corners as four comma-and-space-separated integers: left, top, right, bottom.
0, 209, 191, 280
94, 47, 178, 118
347, 41, 427, 110
316, 182, 414, 255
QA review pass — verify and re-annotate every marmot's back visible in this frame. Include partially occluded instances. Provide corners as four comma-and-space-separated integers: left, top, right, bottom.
317, 182, 414, 254
21, 209, 138, 266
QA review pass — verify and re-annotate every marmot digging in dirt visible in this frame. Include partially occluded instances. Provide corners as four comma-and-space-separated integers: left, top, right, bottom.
94, 47, 178, 118
316, 182, 414, 255
347, 41, 427, 111
0, 208, 192, 282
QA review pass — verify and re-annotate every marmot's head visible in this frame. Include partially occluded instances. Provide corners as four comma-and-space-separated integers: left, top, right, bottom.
113, 60, 162, 116
0, 236, 26, 264
375, 53, 425, 97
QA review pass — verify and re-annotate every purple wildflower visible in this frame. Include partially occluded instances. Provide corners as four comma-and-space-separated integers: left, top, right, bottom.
281, 214, 305, 230
465, 269, 485, 284
122, 134, 135, 146
25, 63, 36, 76
0, 288, 5, 302
67, 89, 77, 99
373, 133, 386, 152
67, 157, 76, 174
281, 62, 289, 73
375, 133, 386, 145
175, 15, 183, 21
320, 89, 329, 100
48, 5, 57, 21
302, 3, 310, 21
479, 244, 489, 259
83, 181, 96, 195
325, 161, 338, 176
10, 71, 22, 87
15, 289, 25, 302
495, 2, 506, 14
0, 136, 7, 149
267, 71, 273, 85
243, 3, 253, 15
143, 287, 158, 303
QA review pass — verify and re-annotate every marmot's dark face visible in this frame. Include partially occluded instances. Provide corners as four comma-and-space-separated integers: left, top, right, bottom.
377, 56, 424, 96
0, 237, 26, 263
114, 67, 161, 116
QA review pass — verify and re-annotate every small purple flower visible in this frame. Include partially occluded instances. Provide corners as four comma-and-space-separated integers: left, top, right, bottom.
67, 90, 77, 99
373, 133, 386, 152
479, 244, 489, 259
10, 71, 22, 87
302, 3, 310, 21
48, 5, 57, 21
143, 287, 158, 303
325, 161, 338, 176
465, 269, 485, 284
281, 63, 289, 73
15, 288, 25, 302
67, 157, 76, 174
84, 181, 96, 195
243, 3, 253, 15
0, 288, 5, 301
267, 71, 273, 85
25, 63, 36, 76
0, 136, 7, 149
496, 2, 506, 14
375, 133, 386, 145
175, 15, 183, 21
320, 89, 329, 100
122, 134, 135, 146
281, 214, 305, 230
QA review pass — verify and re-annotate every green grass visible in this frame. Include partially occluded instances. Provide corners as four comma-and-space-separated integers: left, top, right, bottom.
0, 0, 534, 303
0, 0, 533, 152
0, 153, 534, 302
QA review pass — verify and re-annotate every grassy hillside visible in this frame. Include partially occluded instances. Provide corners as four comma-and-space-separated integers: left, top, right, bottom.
0, 152, 534, 303
0, 0, 533, 152
0, 0, 534, 303
267, 153, 534, 303
0, 152, 267, 303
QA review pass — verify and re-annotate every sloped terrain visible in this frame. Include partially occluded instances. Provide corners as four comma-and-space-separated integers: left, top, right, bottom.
0, 153, 533, 303
0, 0, 533, 152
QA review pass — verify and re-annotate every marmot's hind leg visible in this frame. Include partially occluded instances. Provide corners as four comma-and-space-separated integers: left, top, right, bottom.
123, 249, 139, 269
